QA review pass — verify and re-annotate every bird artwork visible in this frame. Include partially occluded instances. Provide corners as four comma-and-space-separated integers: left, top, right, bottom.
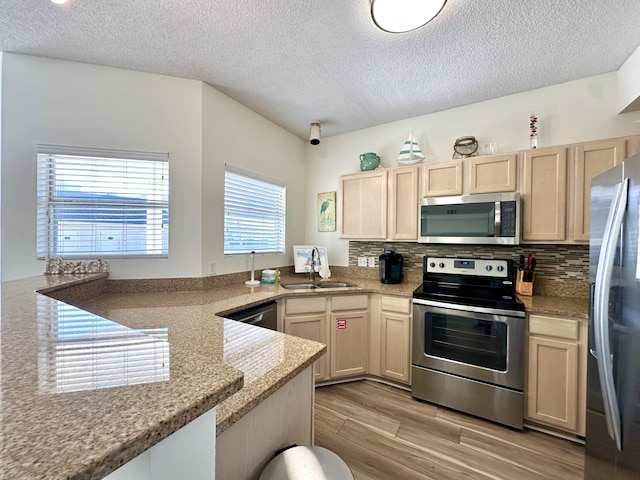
320, 199, 330, 215
318, 192, 336, 232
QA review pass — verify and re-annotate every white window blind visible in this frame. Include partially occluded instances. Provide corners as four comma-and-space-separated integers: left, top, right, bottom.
224, 166, 286, 255
36, 145, 169, 259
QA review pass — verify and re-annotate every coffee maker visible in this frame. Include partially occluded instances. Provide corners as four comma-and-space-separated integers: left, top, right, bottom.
379, 246, 403, 284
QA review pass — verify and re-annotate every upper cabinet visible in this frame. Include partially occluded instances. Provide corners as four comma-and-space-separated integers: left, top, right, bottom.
421, 154, 518, 197
469, 154, 518, 194
388, 166, 420, 240
339, 166, 418, 241
337, 134, 640, 244
338, 169, 388, 240
519, 134, 640, 244
571, 138, 625, 242
420, 160, 463, 197
521, 146, 568, 242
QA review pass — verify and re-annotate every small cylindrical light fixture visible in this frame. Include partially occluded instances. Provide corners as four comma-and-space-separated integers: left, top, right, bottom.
371, 0, 447, 33
309, 121, 321, 145
50, 0, 69, 4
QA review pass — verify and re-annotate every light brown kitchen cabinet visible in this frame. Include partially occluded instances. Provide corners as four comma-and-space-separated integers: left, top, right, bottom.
420, 160, 463, 197
330, 295, 368, 378
526, 314, 587, 435
283, 296, 329, 381
338, 169, 387, 240
338, 166, 418, 241
379, 295, 411, 384
571, 138, 625, 242
388, 166, 419, 240
520, 146, 568, 241
469, 154, 518, 194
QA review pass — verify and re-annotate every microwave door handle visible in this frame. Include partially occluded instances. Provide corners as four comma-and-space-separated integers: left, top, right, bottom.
494, 201, 501, 237
593, 178, 627, 451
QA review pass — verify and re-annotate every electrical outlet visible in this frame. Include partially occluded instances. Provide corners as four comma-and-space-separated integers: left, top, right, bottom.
368, 256, 376, 267
357, 256, 367, 267
208, 261, 216, 275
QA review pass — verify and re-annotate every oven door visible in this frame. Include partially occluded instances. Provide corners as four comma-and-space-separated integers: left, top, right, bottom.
412, 298, 525, 390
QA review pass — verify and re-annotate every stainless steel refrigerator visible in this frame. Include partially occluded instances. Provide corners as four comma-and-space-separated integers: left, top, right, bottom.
586, 152, 640, 479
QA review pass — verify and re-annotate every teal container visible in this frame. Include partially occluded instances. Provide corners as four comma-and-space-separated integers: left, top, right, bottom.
359, 152, 380, 171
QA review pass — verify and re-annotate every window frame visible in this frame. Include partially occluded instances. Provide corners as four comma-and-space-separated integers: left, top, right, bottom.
36, 144, 170, 260
223, 164, 286, 256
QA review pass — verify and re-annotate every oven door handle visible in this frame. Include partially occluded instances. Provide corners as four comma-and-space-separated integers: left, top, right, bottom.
412, 298, 525, 319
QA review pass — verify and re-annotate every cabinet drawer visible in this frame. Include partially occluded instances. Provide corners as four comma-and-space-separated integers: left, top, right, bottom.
380, 295, 411, 314
331, 295, 368, 311
529, 314, 579, 340
285, 296, 328, 315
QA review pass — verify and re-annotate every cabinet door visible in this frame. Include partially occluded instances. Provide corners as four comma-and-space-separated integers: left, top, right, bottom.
521, 147, 568, 241
388, 166, 419, 240
285, 314, 328, 381
380, 312, 411, 384
338, 170, 387, 239
330, 311, 368, 378
572, 139, 625, 241
420, 160, 463, 197
469, 154, 517, 194
527, 335, 579, 432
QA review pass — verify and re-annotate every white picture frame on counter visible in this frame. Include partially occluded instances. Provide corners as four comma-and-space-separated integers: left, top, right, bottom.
293, 245, 328, 273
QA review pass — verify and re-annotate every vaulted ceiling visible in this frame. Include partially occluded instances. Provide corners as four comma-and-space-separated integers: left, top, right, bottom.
1, 0, 639, 139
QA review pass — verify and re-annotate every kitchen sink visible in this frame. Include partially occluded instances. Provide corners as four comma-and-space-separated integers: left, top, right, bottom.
281, 282, 356, 290
316, 282, 356, 288
281, 283, 318, 290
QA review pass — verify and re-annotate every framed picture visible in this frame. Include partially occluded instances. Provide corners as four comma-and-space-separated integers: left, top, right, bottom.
293, 245, 328, 273
318, 191, 336, 232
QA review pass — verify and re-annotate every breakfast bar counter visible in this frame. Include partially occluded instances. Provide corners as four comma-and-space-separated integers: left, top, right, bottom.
0, 274, 326, 479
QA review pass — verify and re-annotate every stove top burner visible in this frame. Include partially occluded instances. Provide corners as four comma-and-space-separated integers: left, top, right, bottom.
413, 256, 524, 312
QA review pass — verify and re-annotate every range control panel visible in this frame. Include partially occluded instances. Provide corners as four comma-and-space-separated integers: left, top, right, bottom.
425, 257, 509, 278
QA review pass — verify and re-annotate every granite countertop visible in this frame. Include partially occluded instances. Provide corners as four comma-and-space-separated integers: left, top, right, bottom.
517, 294, 589, 320
78, 274, 417, 435
1, 274, 326, 479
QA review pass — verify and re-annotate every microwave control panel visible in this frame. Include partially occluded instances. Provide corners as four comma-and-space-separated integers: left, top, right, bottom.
499, 201, 518, 237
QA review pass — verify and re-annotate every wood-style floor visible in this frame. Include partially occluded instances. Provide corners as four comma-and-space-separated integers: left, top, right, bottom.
314, 380, 585, 480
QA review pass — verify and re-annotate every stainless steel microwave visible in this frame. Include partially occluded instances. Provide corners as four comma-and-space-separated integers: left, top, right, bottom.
418, 192, 520, 245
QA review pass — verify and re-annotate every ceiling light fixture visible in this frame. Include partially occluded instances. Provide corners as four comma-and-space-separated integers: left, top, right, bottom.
371, 0, 447, 33
50, 0, 69, 4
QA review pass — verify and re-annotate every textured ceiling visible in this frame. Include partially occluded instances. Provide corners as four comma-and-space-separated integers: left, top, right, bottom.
1, 0, 640, 140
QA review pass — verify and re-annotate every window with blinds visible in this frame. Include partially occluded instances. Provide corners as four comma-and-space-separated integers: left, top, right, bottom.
224, 166, 286, 255
36, 145, 169, 259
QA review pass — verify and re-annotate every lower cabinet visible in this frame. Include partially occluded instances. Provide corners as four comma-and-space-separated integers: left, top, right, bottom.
330, 295, 369, 378
283, 296, 329, 381
283, 294, 369, 382
282, 293, 412, 385
526, 314, 587, 435
379, 295, 412, 384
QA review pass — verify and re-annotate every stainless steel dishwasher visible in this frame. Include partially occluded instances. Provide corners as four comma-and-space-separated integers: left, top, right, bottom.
224, 301, 277, 330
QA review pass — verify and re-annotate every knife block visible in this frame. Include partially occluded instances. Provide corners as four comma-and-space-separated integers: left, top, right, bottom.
516, 271, 535, 296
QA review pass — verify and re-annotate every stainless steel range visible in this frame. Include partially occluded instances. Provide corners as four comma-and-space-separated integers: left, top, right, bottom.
411, 256, 526, 429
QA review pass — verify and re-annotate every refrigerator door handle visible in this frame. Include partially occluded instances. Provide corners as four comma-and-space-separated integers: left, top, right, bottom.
593, 178, 628, 451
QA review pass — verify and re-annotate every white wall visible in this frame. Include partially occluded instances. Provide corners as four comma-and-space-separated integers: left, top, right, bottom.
618, 44, 640, 113
1, 53, 204, 280
305, 72, 640, 266
201, 83, 306, 276
0, 53, 307, 281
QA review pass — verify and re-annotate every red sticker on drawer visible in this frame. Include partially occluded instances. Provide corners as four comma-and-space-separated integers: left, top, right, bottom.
336, 318, 348, 330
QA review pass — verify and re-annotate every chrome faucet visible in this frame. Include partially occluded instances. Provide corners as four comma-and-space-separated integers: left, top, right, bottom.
309, 247, 321, 281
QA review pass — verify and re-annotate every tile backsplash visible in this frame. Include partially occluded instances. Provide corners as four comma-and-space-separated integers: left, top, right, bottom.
349, 242, 590, 297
